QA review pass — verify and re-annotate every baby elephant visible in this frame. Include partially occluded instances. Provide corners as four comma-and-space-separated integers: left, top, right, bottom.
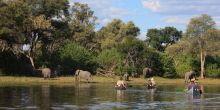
75, 69, 92, 82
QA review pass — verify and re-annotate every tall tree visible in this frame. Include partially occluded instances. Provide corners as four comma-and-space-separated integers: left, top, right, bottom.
146, 27, 182, 51
97, 19, 140, 50
97, 19, 140, 74
186, 14, 216, 79
69, 2, 97, 51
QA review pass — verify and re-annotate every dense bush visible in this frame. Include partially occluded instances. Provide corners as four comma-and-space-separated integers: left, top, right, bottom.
142, 49, 163, 76
58, 41, 96, 75
205, 56, 220, 77
96, 48, 122, 75
172, 55, 199, 78
161, 54, 177, 78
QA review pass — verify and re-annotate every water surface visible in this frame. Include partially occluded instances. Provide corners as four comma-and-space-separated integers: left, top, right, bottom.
0, 83, 220, 110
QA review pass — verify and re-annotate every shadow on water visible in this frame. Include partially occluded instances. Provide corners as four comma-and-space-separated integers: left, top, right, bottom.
1, 84, 220, 109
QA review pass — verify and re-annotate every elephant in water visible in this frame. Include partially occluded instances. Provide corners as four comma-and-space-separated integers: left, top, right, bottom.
41, 68, 51, 80
143, 67, 152, 78
185, 70, 196, 83
75, 69, 92, 82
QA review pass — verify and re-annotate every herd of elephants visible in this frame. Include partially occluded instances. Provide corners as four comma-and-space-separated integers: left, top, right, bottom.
40, 67, 196, 82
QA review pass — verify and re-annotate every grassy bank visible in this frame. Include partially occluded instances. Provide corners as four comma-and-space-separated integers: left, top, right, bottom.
0, 76, 220, 86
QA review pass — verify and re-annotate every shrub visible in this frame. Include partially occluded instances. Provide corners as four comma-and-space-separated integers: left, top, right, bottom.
206, 63, 220, 77
58, 41, 96, 75
96, 48, 122, 75
161, 54, 176, 78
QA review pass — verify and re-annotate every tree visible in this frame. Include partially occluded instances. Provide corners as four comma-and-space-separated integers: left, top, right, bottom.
165, 40, 199, 77
96, 48, 122, 76
97, 19, 123, 50
146, 27, 182, 51
69, 2, 97, 51
97, 19, 140, 50
0, 0, 70, 70
186, 14, 216, 79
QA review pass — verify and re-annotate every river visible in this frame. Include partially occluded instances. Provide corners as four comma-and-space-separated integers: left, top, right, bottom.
0, 83, 220, 110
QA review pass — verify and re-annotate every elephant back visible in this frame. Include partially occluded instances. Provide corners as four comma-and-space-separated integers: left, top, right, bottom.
41, 68, 51, 79
185, 70, 196, 82
75, 69, 92, 82
79, 70, 91, 78
42, 68, 51, 74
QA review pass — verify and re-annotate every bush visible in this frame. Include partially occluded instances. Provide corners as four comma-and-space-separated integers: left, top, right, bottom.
58, 41, 96, 75
161, 54, 176, 78
206, 63, 220, 77
96, 48, 122, 75
173, 55, 199, 78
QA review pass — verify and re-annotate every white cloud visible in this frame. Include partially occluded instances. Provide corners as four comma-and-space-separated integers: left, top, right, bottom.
142, 0, 220, 28
142, 0, 161, 12
142, 0, 220, 16
163, 16, 189, 25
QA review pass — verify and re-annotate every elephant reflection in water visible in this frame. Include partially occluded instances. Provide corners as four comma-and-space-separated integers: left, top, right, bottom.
41, 85, 50, 110
75, 83, 92, 98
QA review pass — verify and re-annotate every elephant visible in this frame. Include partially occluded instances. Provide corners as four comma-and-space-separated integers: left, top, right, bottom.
123, 73, 129, 81
41, 68, 51, 80
143, 67, 153, 78
131, 72, 139, 78
75, 69, 92, 82
185, 70, 196, 83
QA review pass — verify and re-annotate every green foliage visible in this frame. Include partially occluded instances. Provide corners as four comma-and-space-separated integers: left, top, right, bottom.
173, 55, 199, 77
69, 2, 97, 50
97, 19, 140, 50
117, 36, 145, 74
58, 41, 95, 74
142, 48, 163, 76
146, 27, 182, 51
186, 14, 215, 37
161, 54, 177, 78
206, 63, 220, 77
205, 56, 220, 77
96, 48, 122, 75
185, 14, 219, 78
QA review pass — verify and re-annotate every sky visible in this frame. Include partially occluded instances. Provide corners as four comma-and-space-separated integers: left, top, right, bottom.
69, 0, 220, 40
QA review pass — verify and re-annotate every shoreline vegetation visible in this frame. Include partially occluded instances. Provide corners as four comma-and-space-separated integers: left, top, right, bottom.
0, 76, 220, 86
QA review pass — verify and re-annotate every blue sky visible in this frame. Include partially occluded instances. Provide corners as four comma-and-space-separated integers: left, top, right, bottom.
69, 0, 220, 40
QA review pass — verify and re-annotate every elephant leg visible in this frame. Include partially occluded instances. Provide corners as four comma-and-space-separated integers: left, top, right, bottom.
48, 74, 50, 80
44, 74, 47, 80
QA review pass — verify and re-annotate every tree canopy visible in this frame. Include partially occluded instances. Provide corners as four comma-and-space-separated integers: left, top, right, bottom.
0, 0, 219, 78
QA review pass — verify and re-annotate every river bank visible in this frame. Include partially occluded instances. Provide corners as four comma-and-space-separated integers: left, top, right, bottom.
0, 76, 219, 86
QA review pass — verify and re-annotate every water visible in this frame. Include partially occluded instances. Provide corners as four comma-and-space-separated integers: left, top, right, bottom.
0, 83, 220, 110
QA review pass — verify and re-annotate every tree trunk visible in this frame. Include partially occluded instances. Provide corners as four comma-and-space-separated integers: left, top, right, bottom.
200, 50, 206, 79
29, 56, 35, 69
26, 50, 36, 69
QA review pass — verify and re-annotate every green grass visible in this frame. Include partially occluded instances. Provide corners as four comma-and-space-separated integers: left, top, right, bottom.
0, 76, 219, 86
